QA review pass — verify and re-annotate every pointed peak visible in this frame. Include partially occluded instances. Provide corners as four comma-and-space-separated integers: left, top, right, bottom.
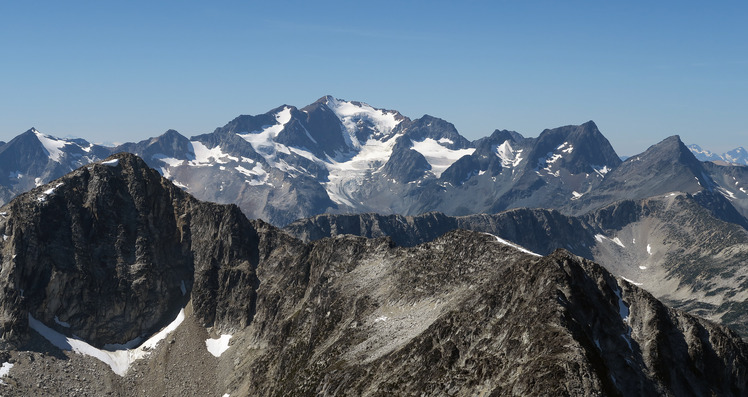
580, 120, 599, 130
158, 129, 188, 140
311, 95, 336, 106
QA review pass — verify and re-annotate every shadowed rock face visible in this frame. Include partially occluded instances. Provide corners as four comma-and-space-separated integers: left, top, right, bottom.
0, 153, 263, 347
0, 154, 746, 396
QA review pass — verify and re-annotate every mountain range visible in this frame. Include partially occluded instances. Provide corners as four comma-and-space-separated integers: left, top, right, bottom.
689, 144, 748, 166
1, 96, 746, 230
0, 153, 745, 396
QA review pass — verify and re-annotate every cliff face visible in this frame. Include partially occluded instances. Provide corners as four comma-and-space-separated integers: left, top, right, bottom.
0, 154, 746, 396
0, 153, 262, 348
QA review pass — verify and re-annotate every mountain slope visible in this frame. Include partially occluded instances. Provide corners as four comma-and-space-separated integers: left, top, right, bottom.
286, 192, 748, 337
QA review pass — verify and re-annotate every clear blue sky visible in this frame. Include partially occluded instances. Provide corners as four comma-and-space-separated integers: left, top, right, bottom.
1, 1, 746, 155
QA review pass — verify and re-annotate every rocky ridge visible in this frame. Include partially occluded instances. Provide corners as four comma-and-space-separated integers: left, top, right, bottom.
286, 192, 748, 337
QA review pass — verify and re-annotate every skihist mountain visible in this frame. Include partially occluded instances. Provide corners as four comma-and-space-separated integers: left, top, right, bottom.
0, 153, 745, 395
4, 95, 744, 227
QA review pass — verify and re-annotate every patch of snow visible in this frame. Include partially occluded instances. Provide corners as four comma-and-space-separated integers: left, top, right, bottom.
486, 233, 542, 257
374, 316, 389, 323
35, 177, 42, 187
189, 142, 239, 166
592, 165, 610, 177
571, 191, 584, 200
594, 234, 625, 248
8, 171, 22, 179
410, 138, 474, 178
546, 153, 563, 165
438, 137, 454, 145
43, 183, 63, 196
205, 334, 232, 357
646, 244, 652, 255
639, 266, 647, 270
0, 362, 12, 385
152, 154, 185, 167
54, 315, 71, 328
238, 106, 294, 155
557, 142, 574, 154
101, 159, 119, 167
172, 180, 188, 189
716, 186, 736, 200
494, 141, 523, 168
29, 309, 185, 376
34, 130, 70, 162
235, 164, 269, 186
622, 277, 643, 286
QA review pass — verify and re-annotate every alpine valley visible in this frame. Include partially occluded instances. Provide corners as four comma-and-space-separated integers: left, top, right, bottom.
0, 96, 747, 396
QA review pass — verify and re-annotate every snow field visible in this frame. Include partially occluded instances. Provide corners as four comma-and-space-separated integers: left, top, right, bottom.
28, 309, 185, 376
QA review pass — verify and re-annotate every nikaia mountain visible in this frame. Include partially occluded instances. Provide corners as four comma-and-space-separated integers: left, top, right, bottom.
0, 96, 747, 395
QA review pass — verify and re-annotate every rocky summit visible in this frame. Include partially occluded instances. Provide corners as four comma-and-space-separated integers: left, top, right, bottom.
0, 154, 745, 396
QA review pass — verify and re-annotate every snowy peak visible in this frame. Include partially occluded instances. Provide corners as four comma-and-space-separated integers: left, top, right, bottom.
689, 144, 748, 166
529, 121, 621, 176
398, 115, 471, 150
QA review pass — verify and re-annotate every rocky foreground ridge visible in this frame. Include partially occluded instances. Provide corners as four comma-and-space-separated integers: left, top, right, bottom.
0, 154, 745, 396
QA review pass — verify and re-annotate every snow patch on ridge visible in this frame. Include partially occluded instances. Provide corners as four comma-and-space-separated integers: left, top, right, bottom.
485, 233, 542, 257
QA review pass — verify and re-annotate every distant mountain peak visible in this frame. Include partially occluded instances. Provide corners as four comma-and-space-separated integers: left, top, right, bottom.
689, 143, 748, 166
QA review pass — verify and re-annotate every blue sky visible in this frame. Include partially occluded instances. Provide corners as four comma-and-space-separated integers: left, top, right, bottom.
1, 1, 746, 155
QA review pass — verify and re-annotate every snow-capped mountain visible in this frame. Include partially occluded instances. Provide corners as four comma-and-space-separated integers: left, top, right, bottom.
2, 96, 748, 228
0, 128, 111, 203
689, 143, 748, 166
